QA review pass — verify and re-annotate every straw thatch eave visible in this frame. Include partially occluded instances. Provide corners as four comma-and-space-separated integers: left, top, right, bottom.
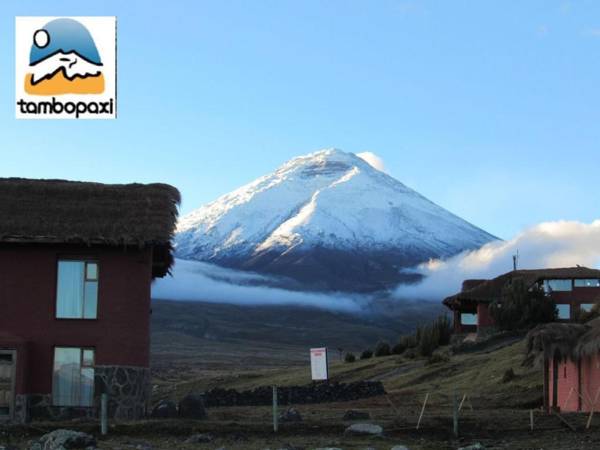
0, 178, 180, 277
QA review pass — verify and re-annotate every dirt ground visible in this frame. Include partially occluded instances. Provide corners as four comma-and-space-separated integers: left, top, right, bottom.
5, 396, 600, 450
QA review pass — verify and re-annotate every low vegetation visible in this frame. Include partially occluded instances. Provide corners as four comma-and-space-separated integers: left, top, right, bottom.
489, 279, 556, 330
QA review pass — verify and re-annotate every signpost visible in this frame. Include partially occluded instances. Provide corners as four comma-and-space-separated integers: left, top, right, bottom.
310, 347, 329, 381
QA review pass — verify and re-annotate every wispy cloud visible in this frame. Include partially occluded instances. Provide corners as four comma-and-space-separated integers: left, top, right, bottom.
152, 259, 367, 312
394, 219, 600, 300
356, 151, 386, 172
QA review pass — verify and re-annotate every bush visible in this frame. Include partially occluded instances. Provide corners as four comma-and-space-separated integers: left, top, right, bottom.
404, 348, 417, 359
360, 349, 373, 360
392, 342, 406, 355
417, 324, 439, 357
426, 352, 450, 365
434, 315, 452, 346
374, 341, 391, 357
502, 368, 516, 383
400, 334, 417, 349
344, 352, 356, 363
489, 279, 557, 331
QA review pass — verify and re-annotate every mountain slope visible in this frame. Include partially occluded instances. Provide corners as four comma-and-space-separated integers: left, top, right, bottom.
176, 149, 497, 291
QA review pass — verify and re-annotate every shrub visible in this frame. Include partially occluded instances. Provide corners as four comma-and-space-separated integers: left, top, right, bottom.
434, 315, 452, 346
426, 352, 450, 365
404, 348, 417, 359
489, 279, 557, 331
374, 341, 391, 357
502, 368, 516, 383
392, 342, 406, 355
417, 324, 439, 357
400, 334, 418, 349
360, 349, 373, 360
344, 352, 356, 363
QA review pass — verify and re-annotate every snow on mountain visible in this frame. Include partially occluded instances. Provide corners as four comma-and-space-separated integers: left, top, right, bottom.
176, 149, 497, 291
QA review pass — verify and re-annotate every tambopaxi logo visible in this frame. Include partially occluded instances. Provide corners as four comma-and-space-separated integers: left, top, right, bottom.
15, 16, 117, 120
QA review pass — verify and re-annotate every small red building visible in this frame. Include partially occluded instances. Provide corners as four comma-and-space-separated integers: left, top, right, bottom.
0, 178, 179, 422
526, 319, 600, 413
443, 268, 600, 335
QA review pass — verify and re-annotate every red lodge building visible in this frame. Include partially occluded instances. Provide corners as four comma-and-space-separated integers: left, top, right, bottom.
0, 178, 179, 422
527, 318, 600, 413
443, 267, 600, 335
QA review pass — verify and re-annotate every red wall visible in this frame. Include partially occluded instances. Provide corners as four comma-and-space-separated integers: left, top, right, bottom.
580, 354, 600, 411
548, 358, 580, 412
477, 303, 494, 328
0, 244, 153, 395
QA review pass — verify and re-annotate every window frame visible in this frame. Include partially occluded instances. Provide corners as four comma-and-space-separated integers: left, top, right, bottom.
574, 279, 600, 288
55, 258, 100, 320
52, 346, 95, 407
557, 304, 571, 320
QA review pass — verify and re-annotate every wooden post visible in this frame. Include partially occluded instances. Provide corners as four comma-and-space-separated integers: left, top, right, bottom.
530, 409, 534, 431
101, 393, 108, 436
586, 387, 600, 429
272, 386, 278, 433
458, 394, 467, 412
416, 393, 429, 430
452, 391, 459, 437
564, 387, 574, 411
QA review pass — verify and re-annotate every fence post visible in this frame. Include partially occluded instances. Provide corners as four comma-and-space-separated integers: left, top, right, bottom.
272, 386, 278, 433
452, 391, 459, 437
416, 393, 429, 430
101, 393, 108, 436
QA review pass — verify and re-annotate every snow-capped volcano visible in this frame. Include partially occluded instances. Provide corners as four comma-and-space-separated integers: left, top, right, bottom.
176, 149, 497, 292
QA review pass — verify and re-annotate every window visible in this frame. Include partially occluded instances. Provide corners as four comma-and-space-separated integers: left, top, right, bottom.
557, 304, 571, 320
56, 260, 98, 319
543, 279, 572, 292
460, 313, 477, 325
52, 347, 95, 407
574, 279, 600, 288
581, 303, 596, 312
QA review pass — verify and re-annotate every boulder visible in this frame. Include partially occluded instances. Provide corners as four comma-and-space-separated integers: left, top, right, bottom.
458, 445, 485, 450
344, 423, 383, 436
390, 446, 410, 450
178, 393, 207, 419
279, 407, 303, 422
150, 399, 178, 418
184, 433, 213, 444
342, 409, 371, 421
32, 429, 96, 449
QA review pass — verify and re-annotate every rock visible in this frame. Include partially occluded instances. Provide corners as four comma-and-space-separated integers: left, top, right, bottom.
458, 444, 485, 450
390, 446, 410, 450
150, 399, 178, 418
279, 407, 303, 422
178, 393, 207, 419
344, 423, 383, 436
342, 409, 371, 421
34, 429, 96, 449
184, 433, 213, 444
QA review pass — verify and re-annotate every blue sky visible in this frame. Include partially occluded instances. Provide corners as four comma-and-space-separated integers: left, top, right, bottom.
1, 0, 599, 239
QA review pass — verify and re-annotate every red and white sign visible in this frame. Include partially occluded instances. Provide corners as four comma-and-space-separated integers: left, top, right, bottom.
310, 347, 328, 381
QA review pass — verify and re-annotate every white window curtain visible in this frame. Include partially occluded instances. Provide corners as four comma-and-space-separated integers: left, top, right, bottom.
53, 348, 94, 407
56, 261, 84, 318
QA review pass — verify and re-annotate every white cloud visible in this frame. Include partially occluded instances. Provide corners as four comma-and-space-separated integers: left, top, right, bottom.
356, 152, 386, 172
152, 259, 366, 312
394, 219, 600, 301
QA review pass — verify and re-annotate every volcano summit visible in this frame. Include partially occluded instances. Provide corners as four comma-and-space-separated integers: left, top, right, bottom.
176, 149, 497, 292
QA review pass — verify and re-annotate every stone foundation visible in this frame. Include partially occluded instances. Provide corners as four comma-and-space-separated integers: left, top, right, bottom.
16, 365, 149, 423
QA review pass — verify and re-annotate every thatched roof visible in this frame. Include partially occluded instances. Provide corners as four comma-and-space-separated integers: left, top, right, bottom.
444, 267, 600, 309
0, 178, 180, 276
525, 319, 600, 365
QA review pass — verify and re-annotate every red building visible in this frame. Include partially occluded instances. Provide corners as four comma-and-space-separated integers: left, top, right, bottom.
443, 268, 600, 335
527, 319, 600, 412
0, 178, 179, 422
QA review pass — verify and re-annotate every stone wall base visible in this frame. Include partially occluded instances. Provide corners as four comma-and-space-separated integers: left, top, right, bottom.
14, 365, 149, 423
